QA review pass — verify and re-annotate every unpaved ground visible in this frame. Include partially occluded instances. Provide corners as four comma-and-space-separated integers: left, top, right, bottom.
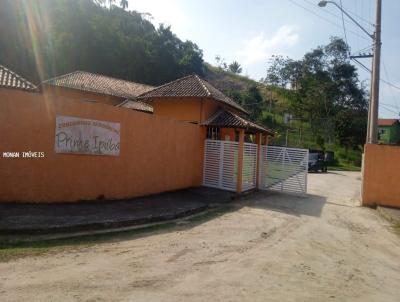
1, 171, 400, 301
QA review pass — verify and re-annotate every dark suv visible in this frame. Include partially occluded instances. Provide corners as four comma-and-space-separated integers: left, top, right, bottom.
308, 150, 327, 172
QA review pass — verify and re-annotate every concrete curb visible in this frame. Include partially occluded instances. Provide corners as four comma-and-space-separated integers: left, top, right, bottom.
377, 206, 400, 224
0, 206, 219, 243
0, 204, 209, 236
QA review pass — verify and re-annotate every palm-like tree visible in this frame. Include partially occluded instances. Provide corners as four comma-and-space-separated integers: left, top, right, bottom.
120, 0, 128, 10
108, 0, 115, 10
229, 61, 242, 74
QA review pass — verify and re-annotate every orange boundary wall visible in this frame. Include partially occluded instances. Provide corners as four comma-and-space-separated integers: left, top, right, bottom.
0, 89, 204, 203
362, 143, 400, 208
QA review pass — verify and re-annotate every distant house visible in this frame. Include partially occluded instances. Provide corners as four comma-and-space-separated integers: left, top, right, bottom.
378, 118, 400, 144
41, 71, 154, 113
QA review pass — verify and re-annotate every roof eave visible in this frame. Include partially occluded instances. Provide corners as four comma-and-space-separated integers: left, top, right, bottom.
137, 94, 248, 115
0, 85, 39, 93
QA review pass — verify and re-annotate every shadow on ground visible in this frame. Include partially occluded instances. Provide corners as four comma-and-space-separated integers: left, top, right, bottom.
0, 187, 235, 235
0, 187, 328, 253
244, 191, 327, 218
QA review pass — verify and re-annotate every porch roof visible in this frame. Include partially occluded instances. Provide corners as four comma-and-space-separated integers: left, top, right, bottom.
202, 110, 273, 135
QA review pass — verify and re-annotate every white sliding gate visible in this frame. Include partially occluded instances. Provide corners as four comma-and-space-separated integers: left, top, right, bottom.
203, 139, 238, 191
259, 145, 309, 194
242, 142, 258, 191
203, 140, 307, 194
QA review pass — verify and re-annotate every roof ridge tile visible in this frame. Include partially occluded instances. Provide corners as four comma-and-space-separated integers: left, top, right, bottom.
137, 74, 248, 114
41, 70, 153, 99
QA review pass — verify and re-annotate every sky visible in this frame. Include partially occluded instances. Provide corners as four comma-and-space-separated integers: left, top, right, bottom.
128, 0, 400, 118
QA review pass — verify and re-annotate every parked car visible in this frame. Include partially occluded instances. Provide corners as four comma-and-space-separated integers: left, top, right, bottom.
308, 150, 327, 172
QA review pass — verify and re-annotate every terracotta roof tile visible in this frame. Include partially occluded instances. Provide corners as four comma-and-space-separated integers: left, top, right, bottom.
0, 64, 37, 91
137, 74, 247, 114
116, 99, 153, 113
378, 118, 399, 126
42, 71, 153, 99
202, 110, 273, 134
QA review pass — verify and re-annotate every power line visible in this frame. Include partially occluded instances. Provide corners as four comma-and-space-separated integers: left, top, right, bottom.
339, 0, 350, 56
345, 0, 374, 27
288, 0, 370, 41
352, 58, 371, 73
300, 0, 349, 22
382, 60, 400, 112
352, 58, 400, 92
380, 103, 399, 116
353, 58, 400, 118
381, 102, 399, 109
300, 0, 374, 29
352, 44, 373, 55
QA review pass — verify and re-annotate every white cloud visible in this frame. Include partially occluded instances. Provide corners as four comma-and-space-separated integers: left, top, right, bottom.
236, 25, 299, 66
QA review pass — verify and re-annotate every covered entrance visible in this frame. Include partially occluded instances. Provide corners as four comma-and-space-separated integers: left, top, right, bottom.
202, 110, 271, 193
202, 110, 309, 194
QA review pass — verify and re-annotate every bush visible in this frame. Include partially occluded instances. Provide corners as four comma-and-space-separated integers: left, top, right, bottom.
335, 146, 363, 167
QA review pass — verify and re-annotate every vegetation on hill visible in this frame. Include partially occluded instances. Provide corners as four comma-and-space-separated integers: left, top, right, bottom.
0, 0, 366, 167
0, 0, 204, 85
205, 38, 368, 167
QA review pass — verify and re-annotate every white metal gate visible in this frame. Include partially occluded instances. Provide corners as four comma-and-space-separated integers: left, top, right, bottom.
203, 139, 238, 191
242, 142, 258, 191
259, 145, 309, 193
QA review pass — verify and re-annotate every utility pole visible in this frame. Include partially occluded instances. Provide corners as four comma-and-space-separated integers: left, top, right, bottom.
369, 0, 382, 144
318, 0, 382, 144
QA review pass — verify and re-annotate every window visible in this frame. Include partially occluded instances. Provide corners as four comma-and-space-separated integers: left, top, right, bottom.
378, 128, 387, 135
235, 130, 240, 142
206, 127, 220, 140
245, 133, 256, 143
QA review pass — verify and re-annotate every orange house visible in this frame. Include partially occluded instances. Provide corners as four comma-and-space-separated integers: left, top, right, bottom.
137, 74, 273, 193
0, 65, 272, 202
137, 74, 272, 143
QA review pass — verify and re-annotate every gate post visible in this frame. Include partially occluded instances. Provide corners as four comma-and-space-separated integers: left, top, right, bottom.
236, 129, 245, 193
255, 133, 262, 189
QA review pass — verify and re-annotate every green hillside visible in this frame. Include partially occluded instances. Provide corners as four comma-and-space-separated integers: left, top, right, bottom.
205, 64, 323, 148
204, 62, 364, 169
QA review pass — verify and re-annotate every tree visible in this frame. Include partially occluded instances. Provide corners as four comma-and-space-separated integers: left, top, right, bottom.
227, 85, 264, 121
264, 37, 368, 150
0, 0, 204, 85
120, 0, 128, 10
215, 55, 227, 70
228, 61, 242, 74
264, 55, 288, 87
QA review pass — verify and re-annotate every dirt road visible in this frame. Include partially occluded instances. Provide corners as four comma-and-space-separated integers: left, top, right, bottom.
1, 171, 400, 301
